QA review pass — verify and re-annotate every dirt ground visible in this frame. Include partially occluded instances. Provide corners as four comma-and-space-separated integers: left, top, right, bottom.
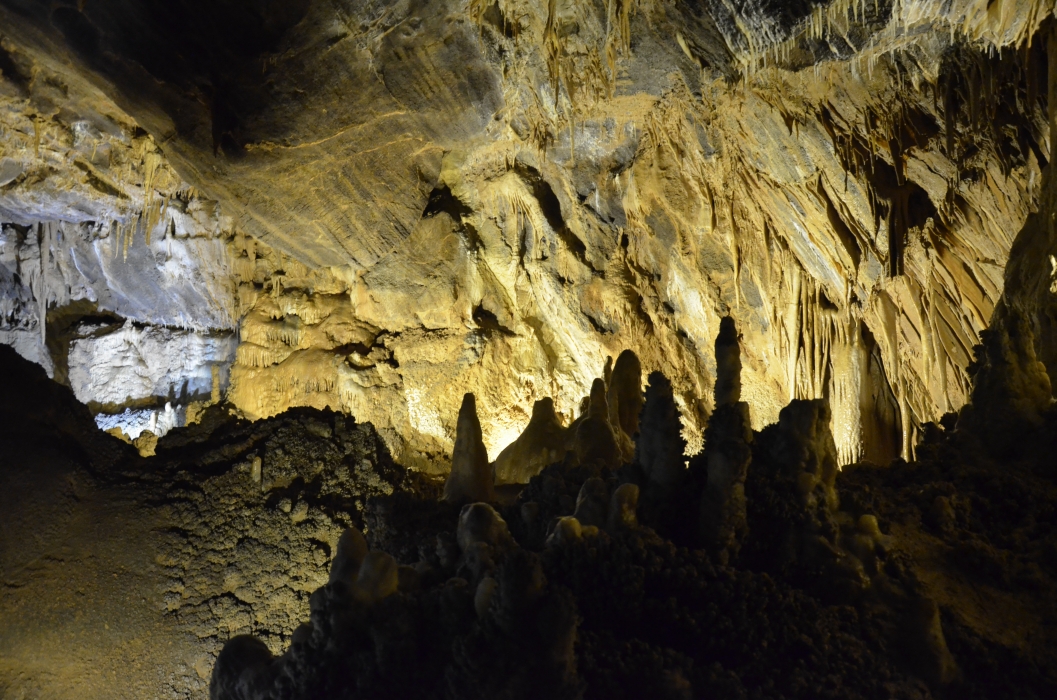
0, 345, 410, 699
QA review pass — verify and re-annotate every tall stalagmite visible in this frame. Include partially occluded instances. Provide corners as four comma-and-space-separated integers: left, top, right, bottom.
702, 317, 752, 563
443, 393, 495, 504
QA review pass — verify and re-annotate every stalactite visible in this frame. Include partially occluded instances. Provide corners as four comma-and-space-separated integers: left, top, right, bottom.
927, 283, 951, 414
141, 151, 162, 246
788, 263, 802, 402
829, 312, 867, 465
36, 222, 46, 345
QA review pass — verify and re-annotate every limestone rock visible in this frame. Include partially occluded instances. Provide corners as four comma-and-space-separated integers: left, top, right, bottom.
492, 398, 568, 485
456, 503, 512, 554
635, 372, 687, 489
573, 477, 610, 530
68, 321, 236, 413
573, 415, 622, 470
960, 306, 1055, 453
745, 399, 842, 572
713, 317, 741, 407
3, 0, 1052, 473
354, 551, 399, 604
329, 527, 368, 586
607, 350, 644, 439
209, 635, 273, 700
588, 378, 609, 421
607, 483, 640, 533
132, 429, 158, 458
443, 393, 495, 504
701, 402, 753, 564
546, 516, 583, 548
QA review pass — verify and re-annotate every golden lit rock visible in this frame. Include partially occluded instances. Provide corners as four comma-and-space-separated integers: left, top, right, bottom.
443, 393, 496, 504
4, 4, 1057, 695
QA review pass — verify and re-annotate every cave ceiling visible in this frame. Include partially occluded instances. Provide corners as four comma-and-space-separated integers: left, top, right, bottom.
1, 0, 1054, 470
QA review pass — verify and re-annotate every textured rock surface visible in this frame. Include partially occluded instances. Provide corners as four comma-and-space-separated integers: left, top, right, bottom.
1, 1, 1056, 470
0, 34, 242, 437
0, 343, 429, 699
3, 3, 1057, 699
3, 230, 1057, 700
68, 321, 236, 409
443, 393, 497, 503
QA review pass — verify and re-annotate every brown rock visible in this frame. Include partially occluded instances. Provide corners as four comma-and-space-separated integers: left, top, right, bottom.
443, 393, 495, 504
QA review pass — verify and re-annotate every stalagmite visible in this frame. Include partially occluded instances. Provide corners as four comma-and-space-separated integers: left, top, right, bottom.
701, 403, 752, 563
714, 316, 742, 406
634, 372, 686, 488
209, 636, 274, 700
573, 477, 610, 529
5, 2, 1057, 696
474, 576, 498, 618
701, 318, 752, 563
443, 393, 496, 504
959, 307, 1054, 453
904, 596, 959, 687
607, 349, 644, 438
573, 414, 622, 468
745, 399, 842, 573
354, 551, 399, 603
456, 503, 513, 553
329, 527, 369, 585
588, 378, 609, 420
546, 516, 583, 547
573, 378, 622, 468
492, 397, 568, 484
607, 482, 640, 532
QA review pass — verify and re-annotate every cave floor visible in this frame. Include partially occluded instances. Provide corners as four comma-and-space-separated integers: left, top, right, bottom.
0, 345, 416, 699
0, 435, 208, 698
3, 346, 1057, 699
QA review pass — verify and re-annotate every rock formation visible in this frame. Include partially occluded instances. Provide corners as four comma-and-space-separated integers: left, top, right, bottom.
572, 378, 622, 469
607, 349, 644, 440
327, 527, 368, 586
443, 393, 496, 504
4, 2, 1057, 698
713, 316, 742, 407
700, 318, 752, 562
744, 399, 844, 572
634, 372, 687, 489
4, 273, 1057, 698
3, 0, 1055, 471
700, 401, 753, 563
492, 397, 568, 484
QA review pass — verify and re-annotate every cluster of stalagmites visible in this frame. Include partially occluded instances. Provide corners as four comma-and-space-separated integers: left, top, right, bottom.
212, 318, 964, 700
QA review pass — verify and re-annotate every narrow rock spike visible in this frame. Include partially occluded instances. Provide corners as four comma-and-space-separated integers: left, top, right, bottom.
443, 393, 496, 504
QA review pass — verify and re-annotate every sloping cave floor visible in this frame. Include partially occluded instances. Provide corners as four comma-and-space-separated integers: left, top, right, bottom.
2, 344, 1057, 699
0, 345, 428, 699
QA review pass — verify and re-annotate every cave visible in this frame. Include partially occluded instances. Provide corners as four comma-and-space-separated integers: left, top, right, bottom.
2, 1, 1057, 698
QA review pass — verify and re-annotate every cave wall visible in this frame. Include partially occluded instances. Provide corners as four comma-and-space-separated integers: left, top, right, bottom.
1, 0, 1054, 470
0, 37, 239, 437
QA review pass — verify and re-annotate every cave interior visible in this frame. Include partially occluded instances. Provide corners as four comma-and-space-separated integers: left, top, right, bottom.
2, 1, 1057, 699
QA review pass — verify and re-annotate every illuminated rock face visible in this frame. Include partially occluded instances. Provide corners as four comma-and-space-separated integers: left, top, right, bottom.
0, 53, 239, 436
1, 0, 1054, 469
